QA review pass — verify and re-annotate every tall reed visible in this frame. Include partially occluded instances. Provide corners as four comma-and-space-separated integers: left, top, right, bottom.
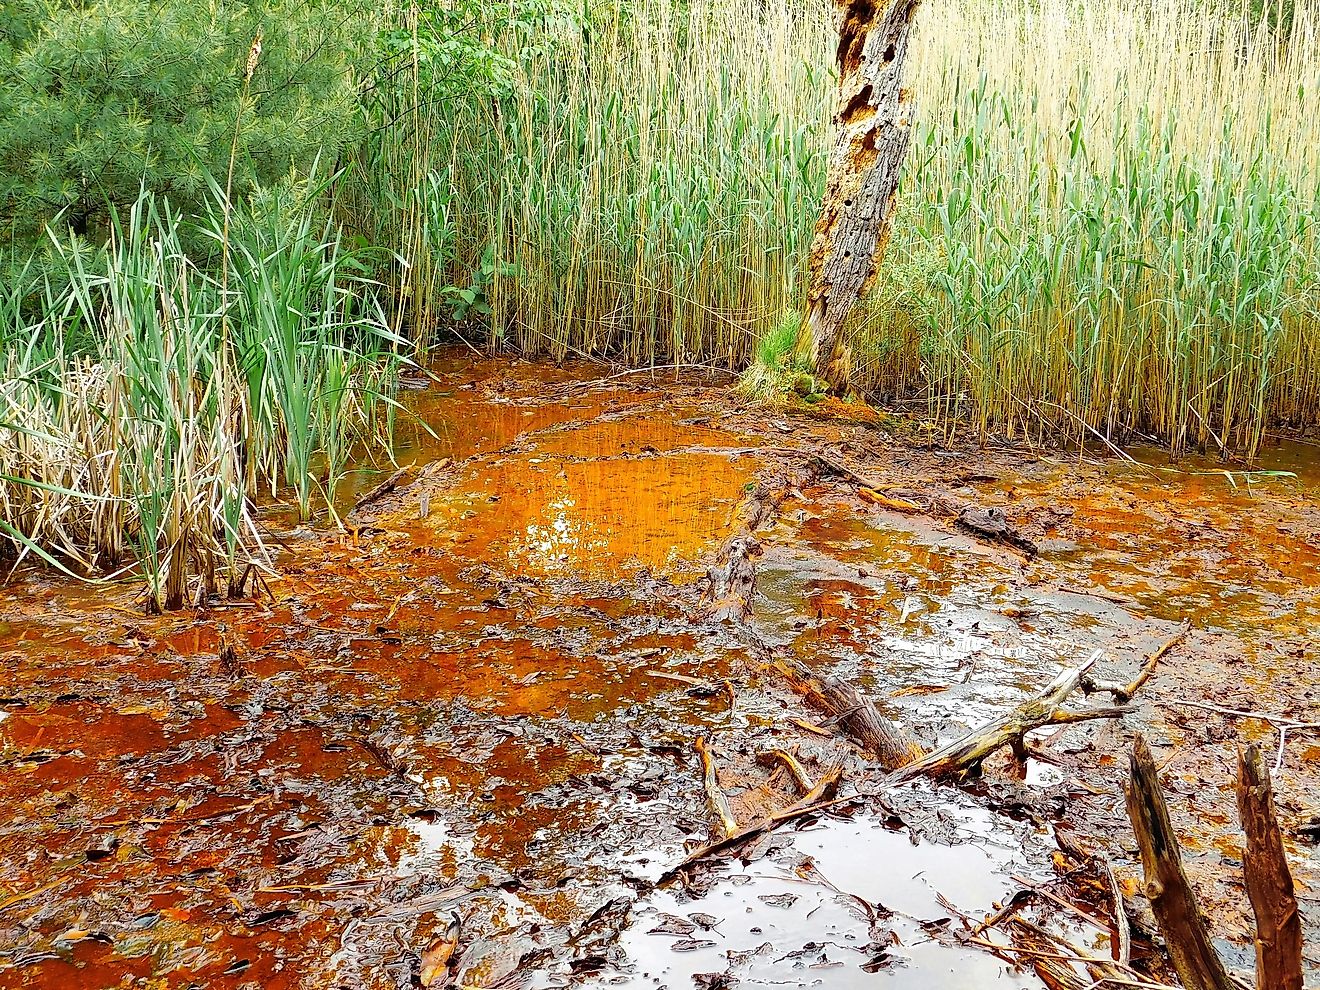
368, 0, 1320, 456
0, 191, 400, 610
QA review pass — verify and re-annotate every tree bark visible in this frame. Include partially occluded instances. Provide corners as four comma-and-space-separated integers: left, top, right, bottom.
1236, 744, 1304, 990
1125, 733, 1237, 990
896, 657, 1128, 781
807, 0, 922, 386
695, 735, 740, 838
768, 652, 923, 770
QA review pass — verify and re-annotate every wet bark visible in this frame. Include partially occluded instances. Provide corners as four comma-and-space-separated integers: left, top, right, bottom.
695, 735, 740, 838
1125, 734, 1237, 990
769, 652, 923, 770
807, 0, 922, 386
1236, 744, 1304, 990
895, 656, 1128, 781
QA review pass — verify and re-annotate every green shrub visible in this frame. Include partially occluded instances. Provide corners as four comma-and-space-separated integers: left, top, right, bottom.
0, 0, 368, 254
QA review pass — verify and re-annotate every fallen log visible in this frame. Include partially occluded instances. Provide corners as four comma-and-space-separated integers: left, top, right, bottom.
1125, 733, 1238, 990
1236, 744, 1303, 990
768, 652, 923, 770
699, 534, 762, 624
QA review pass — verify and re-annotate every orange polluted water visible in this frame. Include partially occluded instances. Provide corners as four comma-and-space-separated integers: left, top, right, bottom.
0, 358, 771, 990
1, 354, 1317, 989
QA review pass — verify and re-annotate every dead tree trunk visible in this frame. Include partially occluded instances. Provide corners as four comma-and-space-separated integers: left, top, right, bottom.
1125, 734, 1237, 990
807, 0, 922, 386
1237, 745, 1304, 990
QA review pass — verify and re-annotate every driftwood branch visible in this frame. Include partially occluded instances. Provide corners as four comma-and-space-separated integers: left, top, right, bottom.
694, 736, 739, 839
662, 764, 846, 880
1082, 623, 1190, 703
350, 466, 411, 514
894, 657, 1127, 781
713, 515, 1151, 782
1236, 744, 1303, 990
1125, 733, 1238, 990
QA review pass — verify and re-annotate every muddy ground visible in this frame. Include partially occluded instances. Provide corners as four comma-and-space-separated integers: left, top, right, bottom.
1, 352, 1317, 989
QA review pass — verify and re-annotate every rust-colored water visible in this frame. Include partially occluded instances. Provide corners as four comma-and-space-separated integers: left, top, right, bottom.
2, 355, 1316, 988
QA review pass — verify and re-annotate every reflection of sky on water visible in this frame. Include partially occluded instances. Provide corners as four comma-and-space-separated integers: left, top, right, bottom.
517, 493, 610, 573
451, 451, 755, 581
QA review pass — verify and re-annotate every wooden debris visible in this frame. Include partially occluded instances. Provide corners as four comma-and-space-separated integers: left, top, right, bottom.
217, 629, 244, 678
1125, 733, 1236, 990
1236, 744, 1303, 990
768, 652, 922, 770
1292, 808, 1320, 841
695, 736, 739, 838
420, 912, 462, 987
860, 490, 923, 513
760, 747, 815, 795
969, 889, 1033, 938
954, 505, 1039, 556
895, 656, 1128, 781
808, 452, 894, 494
663, 764, 847, 879
351, 466, 411, 514
1082, 623, 1190, 703
790, 717, 836, 738
699, 534, 762, 623
1103, 855, 1132, 967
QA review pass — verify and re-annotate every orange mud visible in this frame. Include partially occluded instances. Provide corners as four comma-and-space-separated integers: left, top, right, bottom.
1, 352, 1317, 989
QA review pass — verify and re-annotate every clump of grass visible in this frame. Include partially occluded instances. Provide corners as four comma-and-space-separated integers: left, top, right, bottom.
737, 309, 819, 402
0, 190, 400, 610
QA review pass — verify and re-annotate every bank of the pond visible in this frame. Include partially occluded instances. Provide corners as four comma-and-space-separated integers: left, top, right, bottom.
0, 352, 1316, 988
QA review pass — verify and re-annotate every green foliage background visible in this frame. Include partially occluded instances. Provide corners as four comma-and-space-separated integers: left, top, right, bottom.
0, 0, 368, 251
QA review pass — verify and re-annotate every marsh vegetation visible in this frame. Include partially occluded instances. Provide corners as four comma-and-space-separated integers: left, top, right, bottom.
2, 0, 1318, 592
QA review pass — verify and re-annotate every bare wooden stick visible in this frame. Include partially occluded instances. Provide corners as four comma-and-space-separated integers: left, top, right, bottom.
894, 657, 1124, 780
1236, 744, 1303, 990
1083, 624, 1190, 703
969, 890, 1033, 938
663, 764, 846, 879
694, 736, 739, 838
1008, 874, 1110, 934
761, 748, 815, 795
1118, 623, 1189, 701
350, 466, 411, 514
1103, 855, 1132, 967
1125, 734, 1236, 990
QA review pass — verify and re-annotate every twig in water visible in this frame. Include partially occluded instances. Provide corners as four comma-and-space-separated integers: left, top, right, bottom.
1103, 855, 1132, 967
1158, 700, 1320, 772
